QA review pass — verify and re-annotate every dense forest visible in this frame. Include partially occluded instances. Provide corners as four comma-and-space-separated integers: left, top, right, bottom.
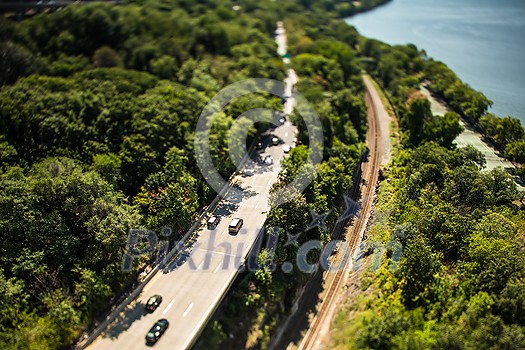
330, 30, 525, 350
1, 0, 524, 349
0, 0, 291, 348
0, 0, 385, 348
332, 142, 525, 349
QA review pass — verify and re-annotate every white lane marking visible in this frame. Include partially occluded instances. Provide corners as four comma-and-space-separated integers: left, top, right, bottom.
163, 299, 175, 315
196, 261, 204, 271
252, 178, 256, 185
182, 302, 194, 318
285, 132, 288, 137
214, 263, 223, 273
267, 178, 272, 186
197, 248, 238, 257
255, 201, 260, 209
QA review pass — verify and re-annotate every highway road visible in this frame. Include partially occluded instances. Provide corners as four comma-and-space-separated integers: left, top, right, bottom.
85, 23, 297, 350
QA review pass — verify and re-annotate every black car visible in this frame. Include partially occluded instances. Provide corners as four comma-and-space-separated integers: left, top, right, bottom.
207, 215, 220, 229
145, 295, 163, 312
145, 319, 169, 345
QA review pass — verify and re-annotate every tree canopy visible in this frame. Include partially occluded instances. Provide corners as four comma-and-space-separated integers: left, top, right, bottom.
0, 0, 289, 347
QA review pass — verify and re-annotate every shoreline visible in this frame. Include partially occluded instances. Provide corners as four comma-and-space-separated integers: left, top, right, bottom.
344, 0, 525, 123
419, 86, 524, 190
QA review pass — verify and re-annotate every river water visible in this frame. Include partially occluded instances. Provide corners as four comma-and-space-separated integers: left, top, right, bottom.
346, 0, 525, 123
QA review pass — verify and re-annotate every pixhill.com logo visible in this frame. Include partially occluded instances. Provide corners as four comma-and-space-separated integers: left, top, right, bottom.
121, 78, 402, 275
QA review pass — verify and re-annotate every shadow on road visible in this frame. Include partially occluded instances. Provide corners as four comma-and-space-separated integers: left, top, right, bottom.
102, 300, 148, 340
243, 158, 275, 176
214, 201, 238, 218
163, 241, 198, 273
224, 183, 258, 205
161, 173, 265, 274
273, 269, 325, 349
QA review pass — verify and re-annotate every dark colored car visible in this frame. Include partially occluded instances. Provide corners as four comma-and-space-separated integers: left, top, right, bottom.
145, 319, 169, 345
207, 215, 220, 229
145, 295, 163, 312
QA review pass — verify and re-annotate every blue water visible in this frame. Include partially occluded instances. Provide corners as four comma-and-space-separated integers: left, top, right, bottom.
346, 0, 525, 123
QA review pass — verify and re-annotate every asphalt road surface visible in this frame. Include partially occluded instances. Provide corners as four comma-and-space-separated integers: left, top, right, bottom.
86, 24, 297, 350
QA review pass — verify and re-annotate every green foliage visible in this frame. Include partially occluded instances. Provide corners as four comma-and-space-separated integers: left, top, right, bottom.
292, 53, 344, 89
0, 2, 290, 348
0, 136, 17, 170
402, 98, 463, 147
0, 41, 36, 85
149, 55, 178, 79
505, 141, 525, 163
333, 140, 525, 349
135, 174, 199, 236
91, 153, 121, 187
423, 60, 492, 122
331, 88, 367, 140
0, 158, 142, 346
279, 145, 309, 184
92, 46, 122, 68
45, 55, 91, 77
400, 235, 443, 307
303, 39, 360, 81
480, 114, 525, 148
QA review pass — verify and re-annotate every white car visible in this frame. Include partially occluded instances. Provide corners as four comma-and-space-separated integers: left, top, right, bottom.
272, 137, 279, 146
282, 144, 291, 153
264, 155, 274, 165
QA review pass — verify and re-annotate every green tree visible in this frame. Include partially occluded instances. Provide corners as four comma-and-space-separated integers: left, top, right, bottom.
403, 98, 433, 146
480, 114, 525, 148
74, 268, 112, 318
149, 55, 178, 79
0, 41, 35, 85
119, 134, 159, 193
504, 141, 525, 163
91, 153, 121, 187
291, 53, 344, 89
428, 111, 463, 148
92, 46, 122, 68
400, 234, 443, 307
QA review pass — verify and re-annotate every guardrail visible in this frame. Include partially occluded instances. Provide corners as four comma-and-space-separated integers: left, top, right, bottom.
187, 225, 268, 350
75, 133, 260, 350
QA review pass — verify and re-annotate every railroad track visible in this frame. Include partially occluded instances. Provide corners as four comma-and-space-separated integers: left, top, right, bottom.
297, 85, 382, 350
